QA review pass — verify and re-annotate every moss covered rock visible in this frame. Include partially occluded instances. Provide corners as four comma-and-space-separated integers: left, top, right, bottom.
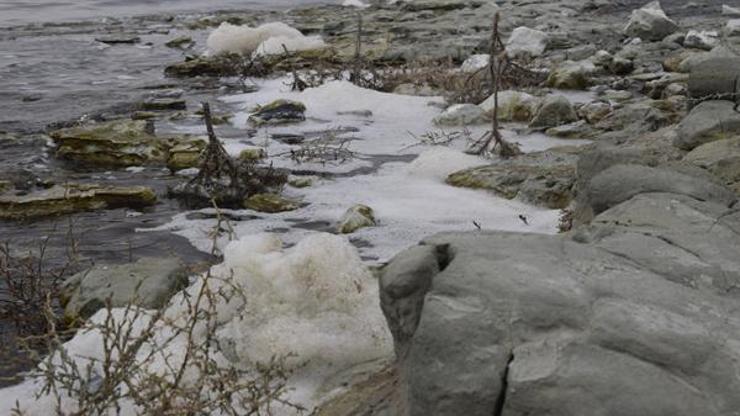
243, 193, 300, 213
337, 204, 376, 234
50, 119, 205, 168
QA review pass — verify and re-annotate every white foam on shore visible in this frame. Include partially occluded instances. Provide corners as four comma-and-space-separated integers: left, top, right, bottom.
149, 78, 585, 261
0, 233, 392, 415
207, 22, 326, 56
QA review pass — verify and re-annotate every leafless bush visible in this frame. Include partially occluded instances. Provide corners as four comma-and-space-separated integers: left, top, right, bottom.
13, 271, 304, 415
1, 223, 83, 385
400, 128, 473, 151
169, 103, 288, 209
278, 133, 356, 166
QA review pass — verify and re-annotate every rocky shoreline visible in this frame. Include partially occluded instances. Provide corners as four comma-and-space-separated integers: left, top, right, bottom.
1, 0, 740, 414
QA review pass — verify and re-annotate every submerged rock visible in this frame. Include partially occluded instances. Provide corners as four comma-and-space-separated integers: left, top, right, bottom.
61, 257, 189, 322
95, 34, 141, 44
433, 104, 487, 126
447, 147, 580, 209
165, 36, 194, 48
139, 98, 187, 111
529, 95, 578, 129
248, 99, 307, 126
165, 53, 257, 78
50, 119, 205, 168
243, 193, 300, 213
337, 204, 376, 234
623, 1, 678, 41
0, 184, 156, 220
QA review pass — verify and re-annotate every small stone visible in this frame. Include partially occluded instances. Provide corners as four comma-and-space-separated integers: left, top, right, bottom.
337, 204, 376, 234
238, 147, 267, 161
530, 95, 578, 129
288, 176, 314, 188
547, 60, 595, 90
546, 120, 596, 139
243, 193, 300, 213
579, 101, 612, 124
506, 27, 549, 58
479, 91, 540, 123
248, 99, 306, 126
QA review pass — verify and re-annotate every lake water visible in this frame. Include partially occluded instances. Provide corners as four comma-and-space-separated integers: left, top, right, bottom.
0, 0, 331, 26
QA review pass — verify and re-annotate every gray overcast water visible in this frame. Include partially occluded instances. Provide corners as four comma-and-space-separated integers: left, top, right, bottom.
0, 0, 330, 26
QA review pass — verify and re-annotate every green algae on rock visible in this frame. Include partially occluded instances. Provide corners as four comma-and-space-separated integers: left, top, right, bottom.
50, 119, 205, 169
0, 183, 157, 220
243, 193, 300, 213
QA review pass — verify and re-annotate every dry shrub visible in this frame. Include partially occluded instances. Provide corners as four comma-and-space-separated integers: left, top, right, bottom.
11, 270, 303, 416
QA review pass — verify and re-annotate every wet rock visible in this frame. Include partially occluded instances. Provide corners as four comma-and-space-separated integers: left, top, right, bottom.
400, 0, 481, 12
447, 147, 580, 209
131, 111, 157, 120
726, 19, 740, 37
139, 98, 187, 111
61, 257, 189, 322
723, 4, 740, 17
674, 100, 740, 150
596, 100, 679, 134
0, 184, 156, 220
248, 99, 306, 126
677, 45, 740, 73
95, 34, 141, 44
167, 139, 206, 172
684, 30, 720, 50
433, 104, 487, 126
164, 53, 255, 78
337, 204, 376, 234
50, 119, 205, 167
0, 181, 10, 194
684, 136, 740, 194
165, 36, 194, 48
506, 27, 549, 59
243, 193, 300, 213
529, 95, 578, 129
479, 91, 539, 123
546, 60, 595, 90
623, 1, 678, 41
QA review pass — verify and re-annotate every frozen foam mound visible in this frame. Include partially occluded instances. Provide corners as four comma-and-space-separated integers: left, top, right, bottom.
207, 21, 326, 56
0, 233, 393, 415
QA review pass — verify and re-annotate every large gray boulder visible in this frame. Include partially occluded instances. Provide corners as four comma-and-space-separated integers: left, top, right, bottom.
61, 257, 190, 322
582, 164, 736, 216
380, 193, 740, 415
687, 58, 740, 105
623, 1, 678, 41
674, 100, 740, 150
684, 135, 740, 194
